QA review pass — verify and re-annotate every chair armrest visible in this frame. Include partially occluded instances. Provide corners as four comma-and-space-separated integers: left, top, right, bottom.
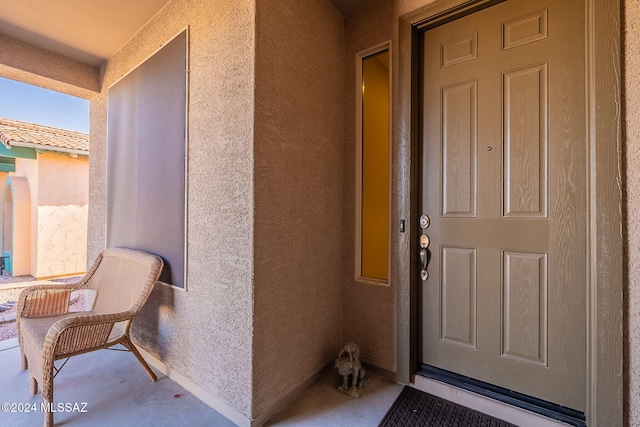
17, 284, 83, 318
44, 310, 135, 358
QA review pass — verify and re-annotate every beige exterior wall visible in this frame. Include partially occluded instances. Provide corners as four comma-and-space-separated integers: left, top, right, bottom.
36, 153, 89, 277
37, 204, 88, 277
340, 0, 447, 375
341, 0, 461, 376
9, 152, 88, 277
92, 0, 345, 421
90, 0, 256, 420
15, 157, 39, 275
4, 176, 31, 276
37, 152, 88, 206
253, 0, 344, 418
343, 0, 396, 373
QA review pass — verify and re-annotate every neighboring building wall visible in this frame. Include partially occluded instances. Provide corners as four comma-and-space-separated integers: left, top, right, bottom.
38, 152, 88, 206
11, 152, 88, 277
36, 152, 88, 277
3, 176, 30, 276
90, 0, 256, 420
625, 0, 640, 424
253, 0, 344, 419
37, 204, 88, 277
14, 157, 38, 274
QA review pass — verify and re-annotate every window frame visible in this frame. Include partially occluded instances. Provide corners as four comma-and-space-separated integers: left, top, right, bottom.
354, 41, 392, 286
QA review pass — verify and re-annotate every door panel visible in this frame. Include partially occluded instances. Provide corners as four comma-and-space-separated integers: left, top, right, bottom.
441, 246, 477, 347
441, 80, 477, 217
503, 63, 547, 218
502, 250, 547, 365
419, 0, 585, 411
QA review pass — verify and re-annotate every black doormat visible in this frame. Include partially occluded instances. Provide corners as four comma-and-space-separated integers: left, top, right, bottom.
378, 386, 517, 427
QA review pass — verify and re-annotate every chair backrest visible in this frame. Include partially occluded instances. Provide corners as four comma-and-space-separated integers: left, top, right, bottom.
83, 248, 163, 315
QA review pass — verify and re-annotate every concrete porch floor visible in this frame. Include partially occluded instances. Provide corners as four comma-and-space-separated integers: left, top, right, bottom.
0, 338, 403, 426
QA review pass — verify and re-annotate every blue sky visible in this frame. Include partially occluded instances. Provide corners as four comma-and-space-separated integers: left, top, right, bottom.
0, 77, 89, 133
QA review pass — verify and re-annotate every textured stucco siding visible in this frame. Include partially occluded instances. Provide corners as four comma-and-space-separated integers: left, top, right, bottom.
38, 152, 89, 206
338, 0, 443, 376
253, 0, 345, 418
342, 0, 396, 373
339, 0, 450, 376
37, 204, 88, 277
625, 0, 640, 424
89, 0, 255, 417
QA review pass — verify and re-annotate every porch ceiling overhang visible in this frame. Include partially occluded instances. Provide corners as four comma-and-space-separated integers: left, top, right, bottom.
0, 0, 377, 69
0, 0, 174, 67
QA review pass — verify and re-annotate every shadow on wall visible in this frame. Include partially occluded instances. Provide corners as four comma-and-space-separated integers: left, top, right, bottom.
133, 282, 175, 361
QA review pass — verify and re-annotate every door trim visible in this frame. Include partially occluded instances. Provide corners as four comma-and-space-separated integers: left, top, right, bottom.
395, 1, 623, 426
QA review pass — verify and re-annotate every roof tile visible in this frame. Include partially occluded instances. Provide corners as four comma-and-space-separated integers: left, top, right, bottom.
0, 118, 88, 154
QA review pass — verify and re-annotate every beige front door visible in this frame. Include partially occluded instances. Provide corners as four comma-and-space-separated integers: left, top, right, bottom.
419, 0, 586, 411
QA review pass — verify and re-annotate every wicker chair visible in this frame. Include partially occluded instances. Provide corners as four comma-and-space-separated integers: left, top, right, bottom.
17, 248, 164, 427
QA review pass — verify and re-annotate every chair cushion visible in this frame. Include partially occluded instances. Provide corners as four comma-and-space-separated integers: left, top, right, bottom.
20, 313, 85, 383
21, 314, 81, 355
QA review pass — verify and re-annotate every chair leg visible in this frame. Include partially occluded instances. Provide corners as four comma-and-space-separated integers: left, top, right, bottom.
41, 369, 55, 427
43, 401, 53, 427
30, 376, 38, 395
123, 335, 157, 381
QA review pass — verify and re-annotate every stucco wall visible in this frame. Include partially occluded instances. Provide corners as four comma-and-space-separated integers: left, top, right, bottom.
14, 157, 39, 274
89, 0, 256, 418
11, 153, 88, 277
37, 204, 88, 277
253, 0, 344, 418
341, 0, 454, 376
37, 153, 88, 277
625, 1, 640, 424
3, 176, 31, 276
38, 152, 88, 206
343, 0, 396, 373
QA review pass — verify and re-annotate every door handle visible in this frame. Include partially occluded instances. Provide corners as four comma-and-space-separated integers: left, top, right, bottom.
419, 234, 430, 280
